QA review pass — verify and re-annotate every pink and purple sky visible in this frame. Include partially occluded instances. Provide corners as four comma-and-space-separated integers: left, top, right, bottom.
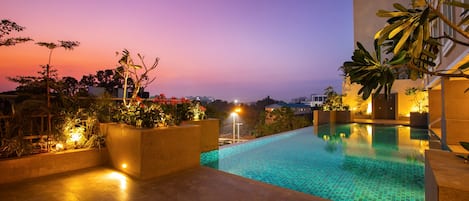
1, 0, 353, 102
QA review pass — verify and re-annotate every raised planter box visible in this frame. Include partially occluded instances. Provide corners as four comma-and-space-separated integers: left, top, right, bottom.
313, 110, 351, 126
0, 148, 108, 184
182, 119, 219, 153
105, 123, 201, 180
425, 149, 469, 201
410, 112, 428, 128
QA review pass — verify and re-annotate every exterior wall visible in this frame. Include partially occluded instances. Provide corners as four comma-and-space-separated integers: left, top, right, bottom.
428, 89, 442, 130
182, 119, 219, 153
353, 0, 410, 51
343, 78, 424, 120
106, 124, 201, 180
442, 79, 469, 145
427, 1, 469, 87
0, 148, 108, 184
394, 79, 426, 119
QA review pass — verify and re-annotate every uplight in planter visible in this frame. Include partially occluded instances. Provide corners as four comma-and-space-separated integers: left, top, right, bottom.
71, 132, 82, 142
56, 143, 64, 151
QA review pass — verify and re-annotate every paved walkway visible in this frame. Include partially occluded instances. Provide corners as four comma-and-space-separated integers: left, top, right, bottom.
0, 166, 328, 201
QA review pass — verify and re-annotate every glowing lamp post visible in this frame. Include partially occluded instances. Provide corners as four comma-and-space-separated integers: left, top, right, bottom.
231, 108, 241, 143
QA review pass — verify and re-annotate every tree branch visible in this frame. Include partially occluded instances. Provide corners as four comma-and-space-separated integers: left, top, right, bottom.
427, 3, 469, 39
407, 62, 469, 78
433, 34, 469, 46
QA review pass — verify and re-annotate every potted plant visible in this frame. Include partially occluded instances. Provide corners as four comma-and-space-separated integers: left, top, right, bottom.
405, 87, 428, 128
105, 50, 201, 180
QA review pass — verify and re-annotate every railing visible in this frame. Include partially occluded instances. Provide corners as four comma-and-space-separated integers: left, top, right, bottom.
0, 114, 51, 153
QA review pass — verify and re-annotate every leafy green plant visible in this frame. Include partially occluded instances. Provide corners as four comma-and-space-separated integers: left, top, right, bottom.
323, 86, 349, 111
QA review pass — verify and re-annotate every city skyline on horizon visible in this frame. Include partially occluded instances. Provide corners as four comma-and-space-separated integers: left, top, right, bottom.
0, 0, 354, 102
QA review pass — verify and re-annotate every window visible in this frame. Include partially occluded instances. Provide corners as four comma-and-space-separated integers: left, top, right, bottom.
442, 3, 455, 55
431, 20, 441, 67
463, 0, 469, 30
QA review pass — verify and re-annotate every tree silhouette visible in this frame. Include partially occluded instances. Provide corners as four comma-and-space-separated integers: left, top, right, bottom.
0, 19, 32, 46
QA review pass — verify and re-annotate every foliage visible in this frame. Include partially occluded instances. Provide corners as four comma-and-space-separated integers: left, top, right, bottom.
0, 99, 47, 158
187, 102, 206, 120
79, 69, 131, 95
0, 19, 32, 46
115, 49, 159, 107
254, 107, 311, 138
405, 87, 428, 112
342, 1, 469, 100
322, 86, 349, 111
56, 109, 103, 149
113, 95, 198, 128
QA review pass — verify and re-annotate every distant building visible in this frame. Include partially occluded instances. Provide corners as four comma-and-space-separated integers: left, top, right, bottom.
186, 96, 215, 104
311, 94, 327, 107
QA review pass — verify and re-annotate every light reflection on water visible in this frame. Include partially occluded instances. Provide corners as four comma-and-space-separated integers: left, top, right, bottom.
201, 123, 428, 201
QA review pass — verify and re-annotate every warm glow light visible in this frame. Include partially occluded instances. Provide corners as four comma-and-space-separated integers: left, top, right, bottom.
231, 112, 238, 117
56, 143, 64, 151
366, 125, 372, 136
366, 102, 372, 114
70, 133, 82, 142
340, 133, 345, 138
235, 108, 241, 113
410, 105, 419, 113
322, 135, 330, 141
108, 172, 127, 190
121, 163, 127, 169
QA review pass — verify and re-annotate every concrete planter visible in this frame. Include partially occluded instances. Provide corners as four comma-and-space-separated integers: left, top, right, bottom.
0, 148, 108, 184
335, 111, 351, 123
410, 112, 428, 128
182, 119, 219, 153
425, 149, 469, 201
313, 110, 351, 126
105, 123, 201, 180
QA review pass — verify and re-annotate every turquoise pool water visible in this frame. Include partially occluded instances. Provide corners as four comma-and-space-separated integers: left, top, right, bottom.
201, 124, 428, 201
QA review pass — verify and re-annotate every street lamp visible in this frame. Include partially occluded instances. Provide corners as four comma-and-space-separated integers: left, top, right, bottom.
231, 107, 241, 143
231, 112, 237, 143
236, 122, 243, 142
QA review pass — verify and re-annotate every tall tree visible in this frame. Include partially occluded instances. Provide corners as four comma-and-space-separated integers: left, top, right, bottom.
342, 0, 469, 99
0, 19, 32, 46
36, 40, 80, 149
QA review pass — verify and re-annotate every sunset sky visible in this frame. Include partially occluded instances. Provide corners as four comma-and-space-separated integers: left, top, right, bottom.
1, 0, 353, 102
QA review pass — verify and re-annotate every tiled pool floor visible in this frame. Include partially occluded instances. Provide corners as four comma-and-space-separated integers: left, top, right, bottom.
0, 166, 327, 201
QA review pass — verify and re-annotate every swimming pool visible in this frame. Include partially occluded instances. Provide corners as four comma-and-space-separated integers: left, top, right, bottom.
201, 123, 428, 201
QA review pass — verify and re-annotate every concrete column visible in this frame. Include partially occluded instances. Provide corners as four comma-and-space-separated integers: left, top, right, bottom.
440, 77, 448, 147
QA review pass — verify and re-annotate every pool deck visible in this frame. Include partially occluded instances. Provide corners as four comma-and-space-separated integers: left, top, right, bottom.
0, 166, 328, 201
